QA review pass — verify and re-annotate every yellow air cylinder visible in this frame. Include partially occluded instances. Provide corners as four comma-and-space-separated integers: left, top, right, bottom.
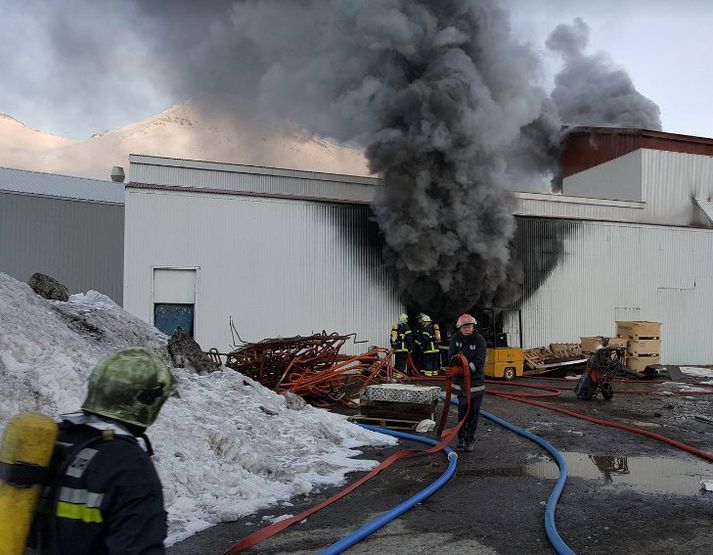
0, 413, 58, 555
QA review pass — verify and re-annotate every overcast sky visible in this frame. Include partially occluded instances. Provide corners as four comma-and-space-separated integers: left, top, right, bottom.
1, 0, 712, 140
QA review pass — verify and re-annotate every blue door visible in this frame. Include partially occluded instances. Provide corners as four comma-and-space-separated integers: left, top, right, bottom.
154, 304, 195, 337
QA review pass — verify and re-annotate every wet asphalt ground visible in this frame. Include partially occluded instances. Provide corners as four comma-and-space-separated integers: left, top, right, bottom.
169, 368, 713, 554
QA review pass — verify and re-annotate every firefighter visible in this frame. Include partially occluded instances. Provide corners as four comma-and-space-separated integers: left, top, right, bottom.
419, 314, 441, 376
390, 313, 413, 371
448, 313, 487, 452
411, 313, 426, 370
26, 347, 178, 554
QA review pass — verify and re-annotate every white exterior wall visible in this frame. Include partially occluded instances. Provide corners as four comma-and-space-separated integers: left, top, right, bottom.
641, 150, 713, 226
123, 188, 401, 354
562, 149, 713, 227
519, 217, 713, 364
563, 150, 642, 202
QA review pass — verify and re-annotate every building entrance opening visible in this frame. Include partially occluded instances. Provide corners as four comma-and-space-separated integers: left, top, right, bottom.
153, 268, 197, 338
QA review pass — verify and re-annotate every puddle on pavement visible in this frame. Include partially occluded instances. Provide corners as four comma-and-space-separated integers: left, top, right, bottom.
473, 453, 713, 495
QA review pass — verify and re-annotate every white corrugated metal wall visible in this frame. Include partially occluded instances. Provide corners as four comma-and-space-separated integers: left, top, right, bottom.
123, 189, 401, 354
562, 149, 713, 227
641, 150, 713, 226
518, 217, 713, 364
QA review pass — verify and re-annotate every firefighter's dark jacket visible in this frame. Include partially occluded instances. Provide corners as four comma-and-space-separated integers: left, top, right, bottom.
419, 323, 439, 354
28, 413, 167, 555
390, 322, 413, 352
448, 331, 487, 395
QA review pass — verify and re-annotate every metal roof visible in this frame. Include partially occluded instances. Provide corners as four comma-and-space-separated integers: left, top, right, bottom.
0, 166, 124, 205
562, 126, 713, 178
128, 154, 378, 205
512, 191, 646, 223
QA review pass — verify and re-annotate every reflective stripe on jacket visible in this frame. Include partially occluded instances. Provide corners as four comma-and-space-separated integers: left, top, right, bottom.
26, 415, 167, 555
390, 322, 412, 352
449, 331, 487, 394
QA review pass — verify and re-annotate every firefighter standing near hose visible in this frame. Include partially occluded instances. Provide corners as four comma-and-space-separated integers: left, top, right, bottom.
418, 314, 441, 376
389, 313, 413, 371
25, 347, 178, 554
449, 313, 487, 452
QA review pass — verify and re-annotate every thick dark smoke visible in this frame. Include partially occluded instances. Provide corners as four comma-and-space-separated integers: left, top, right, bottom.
21, 1, 663, 321
125, 0, 562, 322
547, 18, 662, 130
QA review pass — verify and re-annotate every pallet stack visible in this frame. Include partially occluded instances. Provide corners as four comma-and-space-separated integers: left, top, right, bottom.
354, 384, 441, 430
616, 321, 662, 372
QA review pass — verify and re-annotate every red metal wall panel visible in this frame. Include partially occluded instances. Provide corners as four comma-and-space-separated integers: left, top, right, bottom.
561, 127, 713, 178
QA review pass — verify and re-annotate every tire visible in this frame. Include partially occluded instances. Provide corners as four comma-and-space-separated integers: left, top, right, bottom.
601, 382, 614, 400
503, 367, 516, 381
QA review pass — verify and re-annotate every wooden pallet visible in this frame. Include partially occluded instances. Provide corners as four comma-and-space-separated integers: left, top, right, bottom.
360, 400, 436, 420
348, 414, 422, 431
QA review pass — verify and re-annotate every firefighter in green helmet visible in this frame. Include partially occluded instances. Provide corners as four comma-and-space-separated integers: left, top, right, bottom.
27, 346, 178, 554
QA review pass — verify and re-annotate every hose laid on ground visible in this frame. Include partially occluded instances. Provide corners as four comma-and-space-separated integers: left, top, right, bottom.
479, 409, 576, 555
221, 355, 473, 555
489, 390, 713, 463
319, 426, 457, 555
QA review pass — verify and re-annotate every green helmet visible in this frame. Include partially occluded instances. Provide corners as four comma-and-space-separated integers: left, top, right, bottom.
82, 347, 178, 429
398, 313, 408, 324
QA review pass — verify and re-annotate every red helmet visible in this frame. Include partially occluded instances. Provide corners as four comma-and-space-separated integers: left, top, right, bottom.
456, 313, 476, 328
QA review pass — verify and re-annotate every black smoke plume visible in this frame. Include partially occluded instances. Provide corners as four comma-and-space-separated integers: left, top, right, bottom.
20, 1, 663, 322
547, 18, 662, 130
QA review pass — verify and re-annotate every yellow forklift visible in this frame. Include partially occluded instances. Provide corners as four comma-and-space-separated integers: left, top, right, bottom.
476, 307, 524, 381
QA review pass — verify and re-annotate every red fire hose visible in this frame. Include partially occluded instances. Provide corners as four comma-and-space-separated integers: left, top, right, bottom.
221, 355, 472, 554
485, 380, 713, 463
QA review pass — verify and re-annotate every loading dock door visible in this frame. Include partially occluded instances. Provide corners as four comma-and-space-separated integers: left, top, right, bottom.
153, 268, 197, 337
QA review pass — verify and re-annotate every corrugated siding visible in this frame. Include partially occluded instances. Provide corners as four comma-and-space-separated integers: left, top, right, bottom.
0, 166, 124, 204
130, 156, 377, 204
0, 192, 124, 303
518, 217, 713, 364
562, 150, 642, 201
642, 150, 713, 226
123, 189, 401, 353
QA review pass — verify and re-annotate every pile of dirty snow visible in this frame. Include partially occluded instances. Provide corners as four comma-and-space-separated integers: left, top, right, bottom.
0, 273, 395, 544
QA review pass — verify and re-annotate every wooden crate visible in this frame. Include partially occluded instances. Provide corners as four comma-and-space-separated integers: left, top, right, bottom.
580, 336, 604, 353
626, 356, 660, 373
607, 337, 628, 348
627, 339, 662, 357
616, 321, 661, 340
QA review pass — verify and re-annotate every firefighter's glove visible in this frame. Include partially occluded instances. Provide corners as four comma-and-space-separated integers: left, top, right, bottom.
445, 364, 463, 377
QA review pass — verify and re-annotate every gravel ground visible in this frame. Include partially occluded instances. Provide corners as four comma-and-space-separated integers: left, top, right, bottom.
169, 368, 713, 554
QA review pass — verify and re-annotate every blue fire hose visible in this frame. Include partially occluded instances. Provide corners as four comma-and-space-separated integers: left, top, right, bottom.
319, 426, 457, 555
320, 404, 576, 555
480, 409, 576, 555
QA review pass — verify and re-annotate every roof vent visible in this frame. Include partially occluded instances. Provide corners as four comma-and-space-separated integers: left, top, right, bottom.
110, 166, 125, 183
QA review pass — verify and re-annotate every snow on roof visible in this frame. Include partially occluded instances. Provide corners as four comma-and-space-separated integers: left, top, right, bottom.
0, 166, 124, 204
0, 272, 393, 544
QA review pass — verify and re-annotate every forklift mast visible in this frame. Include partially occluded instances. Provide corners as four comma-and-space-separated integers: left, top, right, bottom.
473, 307, 523, 349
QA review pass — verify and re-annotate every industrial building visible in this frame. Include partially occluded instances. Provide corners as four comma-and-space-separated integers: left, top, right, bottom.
123, 155, 400, 354
123, 128, 713, 364
0, 166, 124, 303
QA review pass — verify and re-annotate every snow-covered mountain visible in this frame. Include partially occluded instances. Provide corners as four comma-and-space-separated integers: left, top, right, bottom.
0, 104, 371, 180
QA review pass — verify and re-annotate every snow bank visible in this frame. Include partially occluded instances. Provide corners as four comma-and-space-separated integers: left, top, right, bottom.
0, 273, 394, 544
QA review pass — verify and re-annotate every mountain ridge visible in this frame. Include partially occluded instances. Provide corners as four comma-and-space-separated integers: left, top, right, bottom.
0, 104, 371, 180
